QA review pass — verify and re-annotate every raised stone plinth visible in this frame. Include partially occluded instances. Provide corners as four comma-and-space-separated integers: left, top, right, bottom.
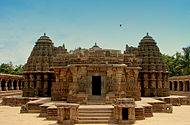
135, 106, 145, 120
114, 98, 135, 124
1, 96, 37, 107
39, 102, 54, 117
57, 103, 79, 125
47, 105, 58, 120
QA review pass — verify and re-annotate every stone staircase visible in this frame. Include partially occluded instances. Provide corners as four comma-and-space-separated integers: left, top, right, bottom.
87, 96, 105, 105
78, 105, 114, 124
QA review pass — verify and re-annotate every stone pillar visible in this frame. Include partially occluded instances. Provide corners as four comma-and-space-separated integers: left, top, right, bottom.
0, 79, 2, 91
11, 80, 14, 90
183, 81, 185, 91
16, 80, 19, 90
57, 103, 79, 125
20, 81, 23, 90
157, 73, 162, 88
5, 81, 8, 91
143, 74, 148, 88
29, 74, 34, 88
43, 74, 48, 96
36, 74, 41, 89
151, 73, 156, 88
172, 81, 174, 91
177, 81, 180, 91
114, 98, 135, 124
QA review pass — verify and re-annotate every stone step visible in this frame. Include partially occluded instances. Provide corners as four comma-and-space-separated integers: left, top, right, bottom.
78, 105, 114, 124
86, 101, 105, 105
79, 109, 113, 113
78, 119, 111, 124
79, 112, 112, 117
79, 116, 112, 120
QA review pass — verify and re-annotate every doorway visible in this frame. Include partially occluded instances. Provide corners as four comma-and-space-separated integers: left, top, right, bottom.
92, 76, 101, 95
122, 108, 129, 120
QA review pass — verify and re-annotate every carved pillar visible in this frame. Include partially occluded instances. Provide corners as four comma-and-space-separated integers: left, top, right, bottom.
20, 81, 22, 90
11, 80, 14, 90
36, 74, 41, 89
0, 79, 2, 91
151, 73, 156, 88
177, 81, 180, 91
16, 80, 19, 90
44, 74, 48, 90
143, 74, 148, 88
29, 74, 34, 88
43, 74, 48, 96
172, 81, 174, 91
5, 80, 8, 91
182, 81, 185, 91
157, 73, 162, 88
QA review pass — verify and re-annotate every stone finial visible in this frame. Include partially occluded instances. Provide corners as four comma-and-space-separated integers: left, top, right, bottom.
146, 32, 149, 36
44, 33, 46, 36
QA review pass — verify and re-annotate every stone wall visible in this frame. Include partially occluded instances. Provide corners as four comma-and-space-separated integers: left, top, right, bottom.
51, 64, 141, 103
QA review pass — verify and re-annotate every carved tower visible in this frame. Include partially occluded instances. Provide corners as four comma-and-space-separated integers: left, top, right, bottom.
137, 33, 169, 97
23, 33, 54, 97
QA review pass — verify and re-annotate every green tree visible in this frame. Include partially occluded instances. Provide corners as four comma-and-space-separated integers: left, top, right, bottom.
13, 65, 24, 75
162, 46, 190, 77
0, 62, 14, 74
0, 62, 24, 75
180, 46, 190, 75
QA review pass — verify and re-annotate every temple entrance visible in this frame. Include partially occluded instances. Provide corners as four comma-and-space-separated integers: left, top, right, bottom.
92, 76, 101, 95
122, 108, 129, 120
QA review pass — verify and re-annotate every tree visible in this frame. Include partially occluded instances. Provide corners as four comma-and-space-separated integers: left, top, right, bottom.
0, 62, 14, 74
162, 46, 190, 77
180, 46, 190, 75
0, 62, 24, 75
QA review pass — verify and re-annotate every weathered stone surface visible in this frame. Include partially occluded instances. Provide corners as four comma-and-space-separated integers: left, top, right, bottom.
57, 103, 79, 124
1, 96, 37, 107
125, 33, 170, 97
114, 98, 135, 124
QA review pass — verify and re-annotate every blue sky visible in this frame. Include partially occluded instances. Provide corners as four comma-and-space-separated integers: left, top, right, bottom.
0, 0, 190, 65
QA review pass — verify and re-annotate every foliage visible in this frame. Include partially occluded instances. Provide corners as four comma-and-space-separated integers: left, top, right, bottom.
0, 62, 24, 75
162, 46, 190, 76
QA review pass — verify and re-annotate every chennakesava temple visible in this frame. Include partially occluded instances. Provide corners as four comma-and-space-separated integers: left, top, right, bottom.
1, 33, 190, 124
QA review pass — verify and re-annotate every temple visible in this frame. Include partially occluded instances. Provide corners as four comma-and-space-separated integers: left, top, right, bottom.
22, 33, 169, 103
125, 33, 169, 97
1, 33, 178, 124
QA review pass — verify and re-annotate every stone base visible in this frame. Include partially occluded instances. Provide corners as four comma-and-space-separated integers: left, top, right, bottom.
1, 96, 37, 107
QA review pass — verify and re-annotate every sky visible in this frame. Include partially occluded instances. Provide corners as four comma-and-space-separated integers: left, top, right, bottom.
0, 0, 190, 65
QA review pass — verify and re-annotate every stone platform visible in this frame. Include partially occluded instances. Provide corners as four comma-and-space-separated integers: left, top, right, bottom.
0, 90, 22, 99
2, 96, 190, 124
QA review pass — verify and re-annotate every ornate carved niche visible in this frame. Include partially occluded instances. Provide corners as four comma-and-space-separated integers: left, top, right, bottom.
106, 76, 114, 92
78, 76, 86, 92
66, 69, 73, 83
126, 69, 135, 85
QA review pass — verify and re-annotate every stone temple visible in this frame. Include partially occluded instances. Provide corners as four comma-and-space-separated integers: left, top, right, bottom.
2, 33, 180, 124
22, 33, 169, 103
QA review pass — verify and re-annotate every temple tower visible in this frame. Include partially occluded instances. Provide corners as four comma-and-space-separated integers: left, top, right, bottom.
137, 33, 169, 97
23, 33, 54, 97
